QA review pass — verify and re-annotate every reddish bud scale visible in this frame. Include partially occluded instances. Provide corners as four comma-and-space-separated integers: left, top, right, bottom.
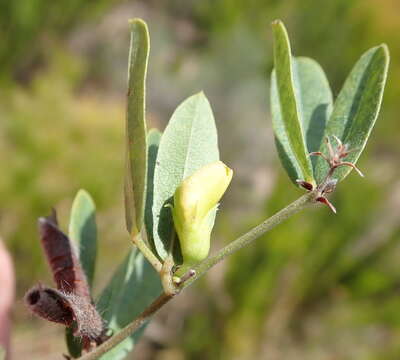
316, 196, 337, 214
38, 213, 90, 300
296, 179, 314, 191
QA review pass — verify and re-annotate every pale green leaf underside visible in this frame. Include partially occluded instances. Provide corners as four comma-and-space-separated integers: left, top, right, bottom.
152, 92, 219, 260
144, 128, 162, 253
69, 189, 97, 288
0, 347, 5, 360
314, 45, 389, 183
125, 18, 149, 235
293, 57, 333, 166
97, 249, 162, 360
66, 189, 97, 358
271, 20, 314, 185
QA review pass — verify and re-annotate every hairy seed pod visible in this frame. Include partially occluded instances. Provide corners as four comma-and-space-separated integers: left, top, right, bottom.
38, 211, 90, 299
25, 285, 73, 326
63, 292, 105, 341
24, 285, 105, 343
24, 210, 107, 350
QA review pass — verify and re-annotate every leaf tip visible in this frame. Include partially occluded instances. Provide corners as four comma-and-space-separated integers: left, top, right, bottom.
271, 19, 288, 35
271, 19, 283, 27
129, 18, 147, 27
378, 43, 390, 60
128, 18, 150, 41
368, 44, 390, 66
192, 90, 209, 103
75, 189, 96, 208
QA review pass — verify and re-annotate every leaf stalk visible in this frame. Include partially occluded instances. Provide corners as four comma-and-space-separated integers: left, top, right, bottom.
132, 233, 163, 273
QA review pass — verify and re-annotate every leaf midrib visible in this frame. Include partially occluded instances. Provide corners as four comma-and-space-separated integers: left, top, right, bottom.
182, 97, 200, 180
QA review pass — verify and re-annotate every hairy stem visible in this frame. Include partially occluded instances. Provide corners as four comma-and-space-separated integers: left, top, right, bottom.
184, 191, 315, 288
78, 192, 316, 359
78, 293, 174, 360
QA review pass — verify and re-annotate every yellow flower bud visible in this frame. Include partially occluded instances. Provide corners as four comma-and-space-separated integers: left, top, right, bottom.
172, 161, 233, 269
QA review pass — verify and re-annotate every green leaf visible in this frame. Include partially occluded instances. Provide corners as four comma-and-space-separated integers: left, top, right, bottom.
293, 57, 333, 166
65, 327, 82, 358
314, 44, 389, 183
0, 346, 5, 360
270, 20, 314, 186
97, 249, 162, 360
125, 18, 149, 235
69, 189, 97, 288
144, 129, 162, 251
66, 189, 97, 357
152, 92, 219, 260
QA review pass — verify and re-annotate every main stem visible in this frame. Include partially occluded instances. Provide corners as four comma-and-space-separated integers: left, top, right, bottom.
79, 293, 174, 360
184, 191, 315, 288
78, 192, 316, 360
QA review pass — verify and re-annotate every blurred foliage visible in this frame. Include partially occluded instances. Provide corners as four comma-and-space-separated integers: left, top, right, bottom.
1, 0, 400, 359
0, 51, 127, 294
0, 0, 118, 83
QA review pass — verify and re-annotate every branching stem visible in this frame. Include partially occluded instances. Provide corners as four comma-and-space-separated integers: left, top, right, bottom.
78, 192, 317, 359
78, 293, 174, 360
183, 191, 315, 288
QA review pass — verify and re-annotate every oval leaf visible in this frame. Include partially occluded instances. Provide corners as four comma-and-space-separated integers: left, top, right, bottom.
152, 92, 219, 260
97, 249, 162, 360
270, 20, 314, 186
314, 45, 389, 183
125, 18, 149, 235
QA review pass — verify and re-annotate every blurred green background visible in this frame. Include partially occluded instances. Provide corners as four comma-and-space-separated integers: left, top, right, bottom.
2, 0, 400, 359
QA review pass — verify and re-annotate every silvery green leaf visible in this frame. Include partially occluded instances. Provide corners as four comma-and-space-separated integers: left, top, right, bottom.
152, 92, 219, 260
125, 18, 149, 235
314, 45, 389, 182
270, 20, 315, 186
97, 249, 162, 360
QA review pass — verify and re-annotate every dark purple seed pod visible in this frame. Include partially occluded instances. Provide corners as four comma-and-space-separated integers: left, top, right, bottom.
24, 284, 106, 350
24, 285, 73, 326
24, 209, 108, 351
63, 292, 105, 341
38, 211, 91, 300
